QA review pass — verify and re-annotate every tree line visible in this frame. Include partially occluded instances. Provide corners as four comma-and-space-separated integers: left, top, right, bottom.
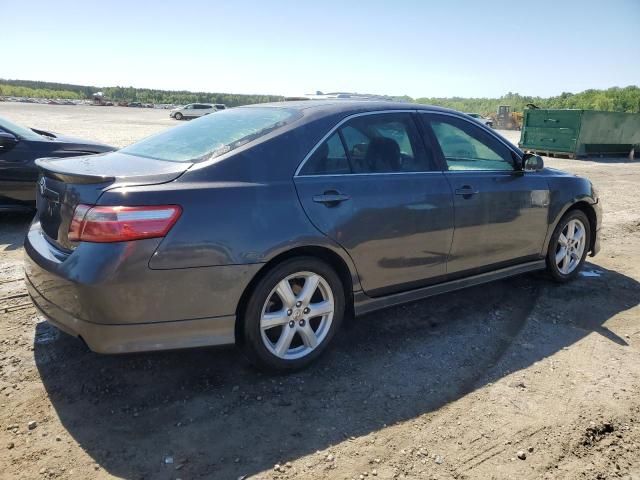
0, 79, 282, 106
415, 87, 640, 115
1, 79, 639, 113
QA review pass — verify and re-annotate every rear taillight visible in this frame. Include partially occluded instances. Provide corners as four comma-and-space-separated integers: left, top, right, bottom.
68, 204, 182, 243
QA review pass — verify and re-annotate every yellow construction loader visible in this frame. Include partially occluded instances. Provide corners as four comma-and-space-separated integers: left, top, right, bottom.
492, 105, 523, 130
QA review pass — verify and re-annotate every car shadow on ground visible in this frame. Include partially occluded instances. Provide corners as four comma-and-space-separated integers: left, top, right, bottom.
34, 263, 638, 479
0, 212, 32, 251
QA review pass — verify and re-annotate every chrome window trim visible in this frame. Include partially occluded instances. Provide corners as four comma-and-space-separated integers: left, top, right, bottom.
294, 109, 418, 177
294, 109, 524, 178
297, 171, 446, 178
444, 170, 519, 174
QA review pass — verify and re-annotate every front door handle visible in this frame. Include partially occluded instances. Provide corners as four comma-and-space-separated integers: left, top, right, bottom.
454, 185, 479, 198
312, 191, 351, 207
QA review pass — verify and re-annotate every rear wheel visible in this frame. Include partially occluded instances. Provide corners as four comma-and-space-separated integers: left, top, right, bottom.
241, 257, 345, 372
546, 210, 590, 282
174, 112, 183, 120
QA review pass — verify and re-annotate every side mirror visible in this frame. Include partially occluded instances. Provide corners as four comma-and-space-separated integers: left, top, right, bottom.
522, 153, 544, 172
0, 131, 18, 151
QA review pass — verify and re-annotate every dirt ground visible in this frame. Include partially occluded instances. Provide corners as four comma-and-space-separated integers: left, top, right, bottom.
0, 102, 639, 480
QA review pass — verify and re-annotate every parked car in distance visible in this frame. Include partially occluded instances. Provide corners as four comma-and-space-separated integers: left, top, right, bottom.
24, 101, 601, 372
0, 117, 115, 211
465, 112, 493, 128
169, 103, 225, 120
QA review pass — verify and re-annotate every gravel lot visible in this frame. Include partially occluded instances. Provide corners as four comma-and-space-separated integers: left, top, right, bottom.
1, 102, 639, 480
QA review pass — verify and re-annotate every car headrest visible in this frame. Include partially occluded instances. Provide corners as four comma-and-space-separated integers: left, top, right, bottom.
365, 137, 401, 172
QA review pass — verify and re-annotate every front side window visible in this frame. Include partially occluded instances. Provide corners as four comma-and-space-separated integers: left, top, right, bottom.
425, 115, 515, 171
121, 106, 300, 162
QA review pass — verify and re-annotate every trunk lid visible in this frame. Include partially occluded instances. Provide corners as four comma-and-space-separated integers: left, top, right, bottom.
35, 151, 191, 250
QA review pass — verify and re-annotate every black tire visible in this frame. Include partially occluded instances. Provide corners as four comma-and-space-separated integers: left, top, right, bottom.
546, 209, 591, 282
240, 257, 345, 372
174, 112, 183, 120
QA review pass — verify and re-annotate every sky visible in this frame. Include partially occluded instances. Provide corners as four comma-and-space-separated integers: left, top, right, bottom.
2, 0, 639, 98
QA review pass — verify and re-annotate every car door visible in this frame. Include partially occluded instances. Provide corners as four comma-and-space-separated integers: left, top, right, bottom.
294, 111, 454, 297
183, 104, 194, 117
420, 112, 550, 275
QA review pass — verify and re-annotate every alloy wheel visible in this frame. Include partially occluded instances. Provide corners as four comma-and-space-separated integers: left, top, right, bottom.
260, 271, 334, 360
555, 218, 587, 274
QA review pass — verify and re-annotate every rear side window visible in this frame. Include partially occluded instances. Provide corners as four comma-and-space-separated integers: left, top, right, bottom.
121, 107, 301, 162
300, 132, 350, 175
341, 113, 431, 173
299, 113, 434, 175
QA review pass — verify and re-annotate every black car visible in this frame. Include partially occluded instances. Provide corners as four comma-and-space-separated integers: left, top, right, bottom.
0, 117, 115, 211
24, 101, 601, 371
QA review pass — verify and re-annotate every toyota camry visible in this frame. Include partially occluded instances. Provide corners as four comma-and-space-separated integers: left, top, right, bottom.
24, 101, 601, 371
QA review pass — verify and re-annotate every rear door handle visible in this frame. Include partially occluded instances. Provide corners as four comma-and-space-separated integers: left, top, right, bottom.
312, 192, 351, 206
454, 185, 479, 197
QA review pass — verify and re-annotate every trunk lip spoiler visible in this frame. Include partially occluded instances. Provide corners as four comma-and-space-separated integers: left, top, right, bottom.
35, 157, 116, 184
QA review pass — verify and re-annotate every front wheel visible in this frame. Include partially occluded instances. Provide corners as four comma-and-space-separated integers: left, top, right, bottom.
241, 257, 345, 372
174, 112, 183, 120
546, 210, 591, 282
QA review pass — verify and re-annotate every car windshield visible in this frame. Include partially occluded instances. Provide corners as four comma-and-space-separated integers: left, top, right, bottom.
0, 116, 47, 141
121, 107, 300, 162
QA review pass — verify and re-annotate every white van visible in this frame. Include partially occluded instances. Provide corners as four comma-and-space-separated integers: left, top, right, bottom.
170, 103, 226, 120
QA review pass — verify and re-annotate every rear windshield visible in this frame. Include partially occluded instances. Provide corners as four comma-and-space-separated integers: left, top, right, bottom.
120, 107, 300, 162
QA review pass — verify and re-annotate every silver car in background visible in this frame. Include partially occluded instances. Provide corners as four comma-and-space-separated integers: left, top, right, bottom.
170, 103, 226, 120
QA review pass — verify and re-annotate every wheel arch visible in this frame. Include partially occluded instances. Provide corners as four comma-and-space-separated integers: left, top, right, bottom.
570, 201, 598, 254
545, 200, 598, 256
234, 246, 356, 345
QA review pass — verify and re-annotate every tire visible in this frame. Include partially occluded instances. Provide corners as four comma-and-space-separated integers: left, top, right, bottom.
240, 257, 345, 372
546, 209, 591, 282
174, 112, 183, 120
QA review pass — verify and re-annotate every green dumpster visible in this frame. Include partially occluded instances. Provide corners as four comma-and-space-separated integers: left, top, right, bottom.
518, 109, 640, 158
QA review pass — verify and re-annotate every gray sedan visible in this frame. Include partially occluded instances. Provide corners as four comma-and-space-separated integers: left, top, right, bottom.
24, 101, 601, 371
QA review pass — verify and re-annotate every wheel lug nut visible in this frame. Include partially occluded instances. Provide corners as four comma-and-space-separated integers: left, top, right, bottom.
299, 319, 305, 327
295, 301, 302, 307
287, 309, 292, 316
303, 307, 310, 314
288, 320, 295, 328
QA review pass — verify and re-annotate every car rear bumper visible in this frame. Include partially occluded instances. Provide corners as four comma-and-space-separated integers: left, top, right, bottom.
24, 220, 262, 353
26, 274, 235, 353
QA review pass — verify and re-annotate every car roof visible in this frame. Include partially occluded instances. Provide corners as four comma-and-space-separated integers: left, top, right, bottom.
242, 99, 460, 118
